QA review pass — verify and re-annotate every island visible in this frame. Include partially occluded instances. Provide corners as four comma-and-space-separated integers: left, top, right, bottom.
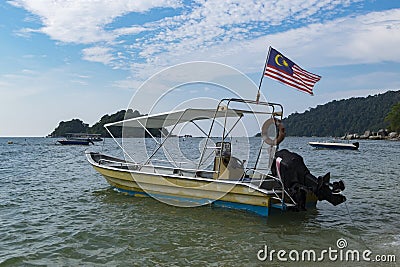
254, 90, 400, 140
49, 109, 167, 138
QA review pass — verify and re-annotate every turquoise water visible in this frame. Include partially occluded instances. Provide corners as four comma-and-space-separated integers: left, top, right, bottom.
0, 137, 399, 266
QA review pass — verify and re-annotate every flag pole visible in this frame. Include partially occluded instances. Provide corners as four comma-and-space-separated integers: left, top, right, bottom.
256, 46, 272, 103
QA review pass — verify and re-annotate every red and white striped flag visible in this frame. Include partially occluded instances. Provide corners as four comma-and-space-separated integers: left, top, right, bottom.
264, 47, 321, 95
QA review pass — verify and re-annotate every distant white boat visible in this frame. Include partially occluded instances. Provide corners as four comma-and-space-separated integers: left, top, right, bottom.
309, 141, 359, 150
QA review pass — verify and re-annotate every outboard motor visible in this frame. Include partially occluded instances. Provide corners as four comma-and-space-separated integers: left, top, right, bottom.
270, 149, 346, 210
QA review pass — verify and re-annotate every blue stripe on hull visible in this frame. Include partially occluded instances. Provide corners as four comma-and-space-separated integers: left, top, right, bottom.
113, 187, 270, 217
213, 200, 269, 216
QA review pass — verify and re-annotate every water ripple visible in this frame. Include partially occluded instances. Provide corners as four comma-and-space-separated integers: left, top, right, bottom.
0, 137, 399, 265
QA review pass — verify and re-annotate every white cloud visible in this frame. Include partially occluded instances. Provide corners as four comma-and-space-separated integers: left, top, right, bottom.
269, 11, 399, 66
112, 79, 142, 91
21, 69, 37, 74
9, 1, 400, 86
10, 0, 362, 69
14, 27, 38, 38
130, 8, 400, 78
281, 9, 400, 66
113, 26, 148, 36
125, 7, 400, 80
9, 0, 182, 43
75, 75, 91, 79
81, 46, 114, 64
334, 71, 400, 90
136, 0, 357, 61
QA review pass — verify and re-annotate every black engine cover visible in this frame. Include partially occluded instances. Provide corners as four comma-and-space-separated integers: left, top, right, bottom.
270, 149, 346, 208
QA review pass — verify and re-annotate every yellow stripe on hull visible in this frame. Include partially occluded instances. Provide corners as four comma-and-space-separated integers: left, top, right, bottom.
94, 165, 271, 208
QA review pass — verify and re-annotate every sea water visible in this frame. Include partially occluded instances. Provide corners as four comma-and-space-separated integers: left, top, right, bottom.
0, 137, 399, 266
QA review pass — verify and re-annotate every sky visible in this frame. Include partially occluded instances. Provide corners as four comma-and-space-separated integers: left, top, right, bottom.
1, 0, 399, 136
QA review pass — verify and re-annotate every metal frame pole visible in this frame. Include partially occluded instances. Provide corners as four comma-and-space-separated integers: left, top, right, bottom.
256, 46, 272, 102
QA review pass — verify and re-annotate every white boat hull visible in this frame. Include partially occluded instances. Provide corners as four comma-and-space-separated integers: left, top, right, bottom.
309, 141, 359, 150
87, 152, 318, 216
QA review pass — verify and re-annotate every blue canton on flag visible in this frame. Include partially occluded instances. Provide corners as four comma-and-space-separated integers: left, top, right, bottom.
264, 47, 321, 95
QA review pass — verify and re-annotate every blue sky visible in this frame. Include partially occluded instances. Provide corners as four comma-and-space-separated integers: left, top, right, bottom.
1, 0, 399, 136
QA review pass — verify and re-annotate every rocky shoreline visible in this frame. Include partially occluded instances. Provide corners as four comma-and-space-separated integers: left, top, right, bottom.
342, 130, 399, 141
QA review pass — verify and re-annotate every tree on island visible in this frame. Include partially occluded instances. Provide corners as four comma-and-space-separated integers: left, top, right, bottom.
50, 119, 88, 137
385, 102, 400, 132
50, 109, 167, 138
281, 90, 400, 137
88, 110, 128, 137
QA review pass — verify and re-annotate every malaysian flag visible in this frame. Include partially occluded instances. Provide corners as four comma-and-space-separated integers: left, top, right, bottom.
264, 47, 321, 95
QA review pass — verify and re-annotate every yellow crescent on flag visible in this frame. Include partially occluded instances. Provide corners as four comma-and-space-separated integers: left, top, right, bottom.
275, 54, 289, 67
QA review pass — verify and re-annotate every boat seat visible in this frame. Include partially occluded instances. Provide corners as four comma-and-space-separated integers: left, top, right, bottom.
173, 168, 183, 176
195, 171, 214, 179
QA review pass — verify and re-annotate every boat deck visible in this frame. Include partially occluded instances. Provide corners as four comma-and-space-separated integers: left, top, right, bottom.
90, 152, 284, 190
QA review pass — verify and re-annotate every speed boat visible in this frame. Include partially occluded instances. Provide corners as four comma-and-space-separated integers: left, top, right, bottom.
86, 98, 346, 216
309, 141, 359, 150
57, 133, 100, 145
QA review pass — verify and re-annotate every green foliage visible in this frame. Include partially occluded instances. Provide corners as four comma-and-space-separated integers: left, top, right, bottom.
50, 119, 88, 137
385, 102, 400, 132
282, 90, 400, 137
88, 110, 127, 137
50, 109, 166, 138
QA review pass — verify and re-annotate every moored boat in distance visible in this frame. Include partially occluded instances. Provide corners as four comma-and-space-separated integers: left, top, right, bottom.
57, 133, 101, 145
309, 141, 359, 150
86, 98, 346, 216
86, 134, 103, 142
57, 139, 93, 145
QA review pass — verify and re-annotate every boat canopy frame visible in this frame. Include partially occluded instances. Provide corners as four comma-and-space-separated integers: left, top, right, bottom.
100, 98, 299, 208
104, 98, 284, 179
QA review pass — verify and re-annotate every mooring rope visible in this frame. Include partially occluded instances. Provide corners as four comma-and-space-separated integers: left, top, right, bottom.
344, 201, 371, 251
